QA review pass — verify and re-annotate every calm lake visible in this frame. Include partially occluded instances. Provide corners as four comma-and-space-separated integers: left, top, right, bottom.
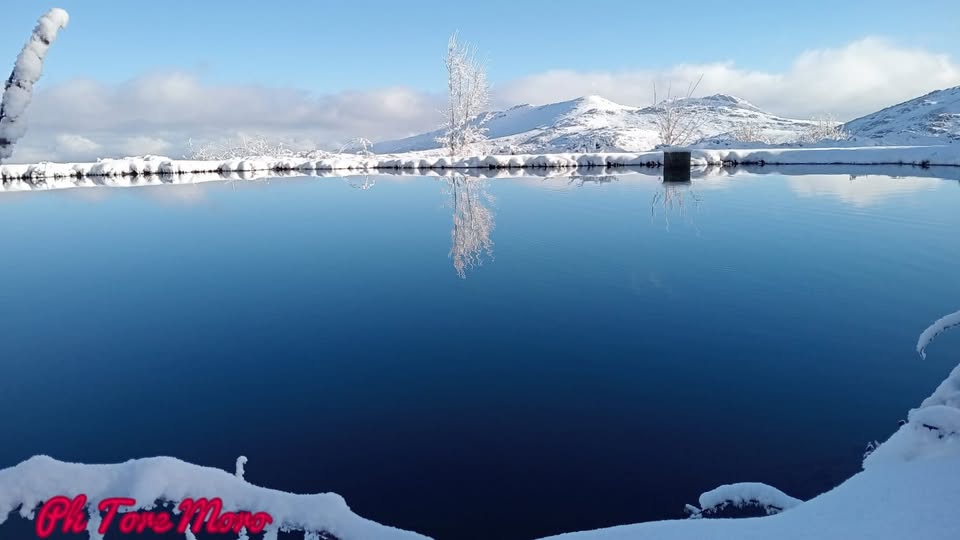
1, 169, 960, 540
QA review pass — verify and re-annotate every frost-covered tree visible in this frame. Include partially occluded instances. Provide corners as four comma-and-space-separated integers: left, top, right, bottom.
437, 33, 490, 156
799, 114, 849, 144
731, 122, 771, 144
0, 8, 69, 162
346, 136, 374, 156
652, 74, 706, 148
445, 174, 494, 278
187, 134, 321, 160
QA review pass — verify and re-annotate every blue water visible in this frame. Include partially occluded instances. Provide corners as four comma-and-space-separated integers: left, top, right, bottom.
1, 171, 960, 540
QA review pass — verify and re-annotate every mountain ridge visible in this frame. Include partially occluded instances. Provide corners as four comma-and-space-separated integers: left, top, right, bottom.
372, 94, 813, 154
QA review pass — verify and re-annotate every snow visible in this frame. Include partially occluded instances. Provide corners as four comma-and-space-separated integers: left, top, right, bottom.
694, 483, 803, 516
845, 86, 960, 145
537, 456, 960, 540
917, 310, 960, 359
0, 456, 428, 540
1, 145, 959, 193
373, 94, 815, 154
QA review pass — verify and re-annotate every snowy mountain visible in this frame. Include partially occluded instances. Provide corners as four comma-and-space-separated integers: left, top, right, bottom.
373, 94, 815, 154
844, 86, 960, 145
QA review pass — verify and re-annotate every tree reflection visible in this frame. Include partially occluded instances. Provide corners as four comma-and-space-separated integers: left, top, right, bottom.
444, 174, 495, 279
344, 175, 376, 190
651, 179, 702, 232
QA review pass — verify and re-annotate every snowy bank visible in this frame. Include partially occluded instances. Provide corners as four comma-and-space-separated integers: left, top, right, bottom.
0, 456, 428, 540
1, 145, 959, 186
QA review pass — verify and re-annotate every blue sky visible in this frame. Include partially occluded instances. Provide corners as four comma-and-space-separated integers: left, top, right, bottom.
2, 0, 960, 162
3, 0, 958, 92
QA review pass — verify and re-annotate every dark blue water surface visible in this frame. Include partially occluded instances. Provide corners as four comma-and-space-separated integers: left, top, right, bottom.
2, 170, 960, 540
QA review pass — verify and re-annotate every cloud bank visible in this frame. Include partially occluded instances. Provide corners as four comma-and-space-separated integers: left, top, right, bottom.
9, 37, 960, 163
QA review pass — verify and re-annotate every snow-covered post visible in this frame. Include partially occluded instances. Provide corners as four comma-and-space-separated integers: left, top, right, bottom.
0, 8, 69, 162
437, 33, 490, 157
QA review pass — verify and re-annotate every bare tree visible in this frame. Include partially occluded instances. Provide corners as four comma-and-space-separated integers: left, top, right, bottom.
437, 33, 491, 156
651, 74, 706, 147
445, 174, 495, 278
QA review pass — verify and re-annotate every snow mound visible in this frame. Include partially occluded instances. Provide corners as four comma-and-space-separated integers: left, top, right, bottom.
694, 483, 803, 516
0, 455, 428, 540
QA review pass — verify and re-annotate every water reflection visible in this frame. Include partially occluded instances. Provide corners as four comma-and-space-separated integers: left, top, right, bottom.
344, 175, 376, 190
650, 179, 702, 232
444, 174, 495, 279
786, 174, 943, 207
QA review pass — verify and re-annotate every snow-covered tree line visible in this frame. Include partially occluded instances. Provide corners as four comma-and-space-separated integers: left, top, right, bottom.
436, 33, 491, 156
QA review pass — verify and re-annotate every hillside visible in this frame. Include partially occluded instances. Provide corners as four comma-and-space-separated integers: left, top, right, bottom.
845, 86, 960, 145
373, 95, 815, 154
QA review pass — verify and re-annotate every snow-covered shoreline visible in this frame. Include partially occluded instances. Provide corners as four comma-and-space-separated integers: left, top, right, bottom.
1, 145, 958, 186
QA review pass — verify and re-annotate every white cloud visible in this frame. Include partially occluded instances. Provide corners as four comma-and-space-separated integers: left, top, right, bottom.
8, 72, 446, 163
497, 38, 960, 121
786, 174, 944, 207
55, 134, 100, 155
116, 136, 171, 157
5, 38, 960, 163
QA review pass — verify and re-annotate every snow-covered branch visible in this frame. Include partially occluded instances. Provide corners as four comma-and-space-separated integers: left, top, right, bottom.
0, 8, 69, 162
916, 310, 960, 359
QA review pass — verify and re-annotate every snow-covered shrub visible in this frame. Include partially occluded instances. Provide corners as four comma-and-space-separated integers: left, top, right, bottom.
731, 122, 771, 144
799, 114, 849, 144
436, 33, 490, 156
186, 134, 323, 160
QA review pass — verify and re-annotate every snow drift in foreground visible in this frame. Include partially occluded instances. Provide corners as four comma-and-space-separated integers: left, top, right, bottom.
0, 456, 427, 540
0, 8, 69, 161
1, 145, 959, 186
